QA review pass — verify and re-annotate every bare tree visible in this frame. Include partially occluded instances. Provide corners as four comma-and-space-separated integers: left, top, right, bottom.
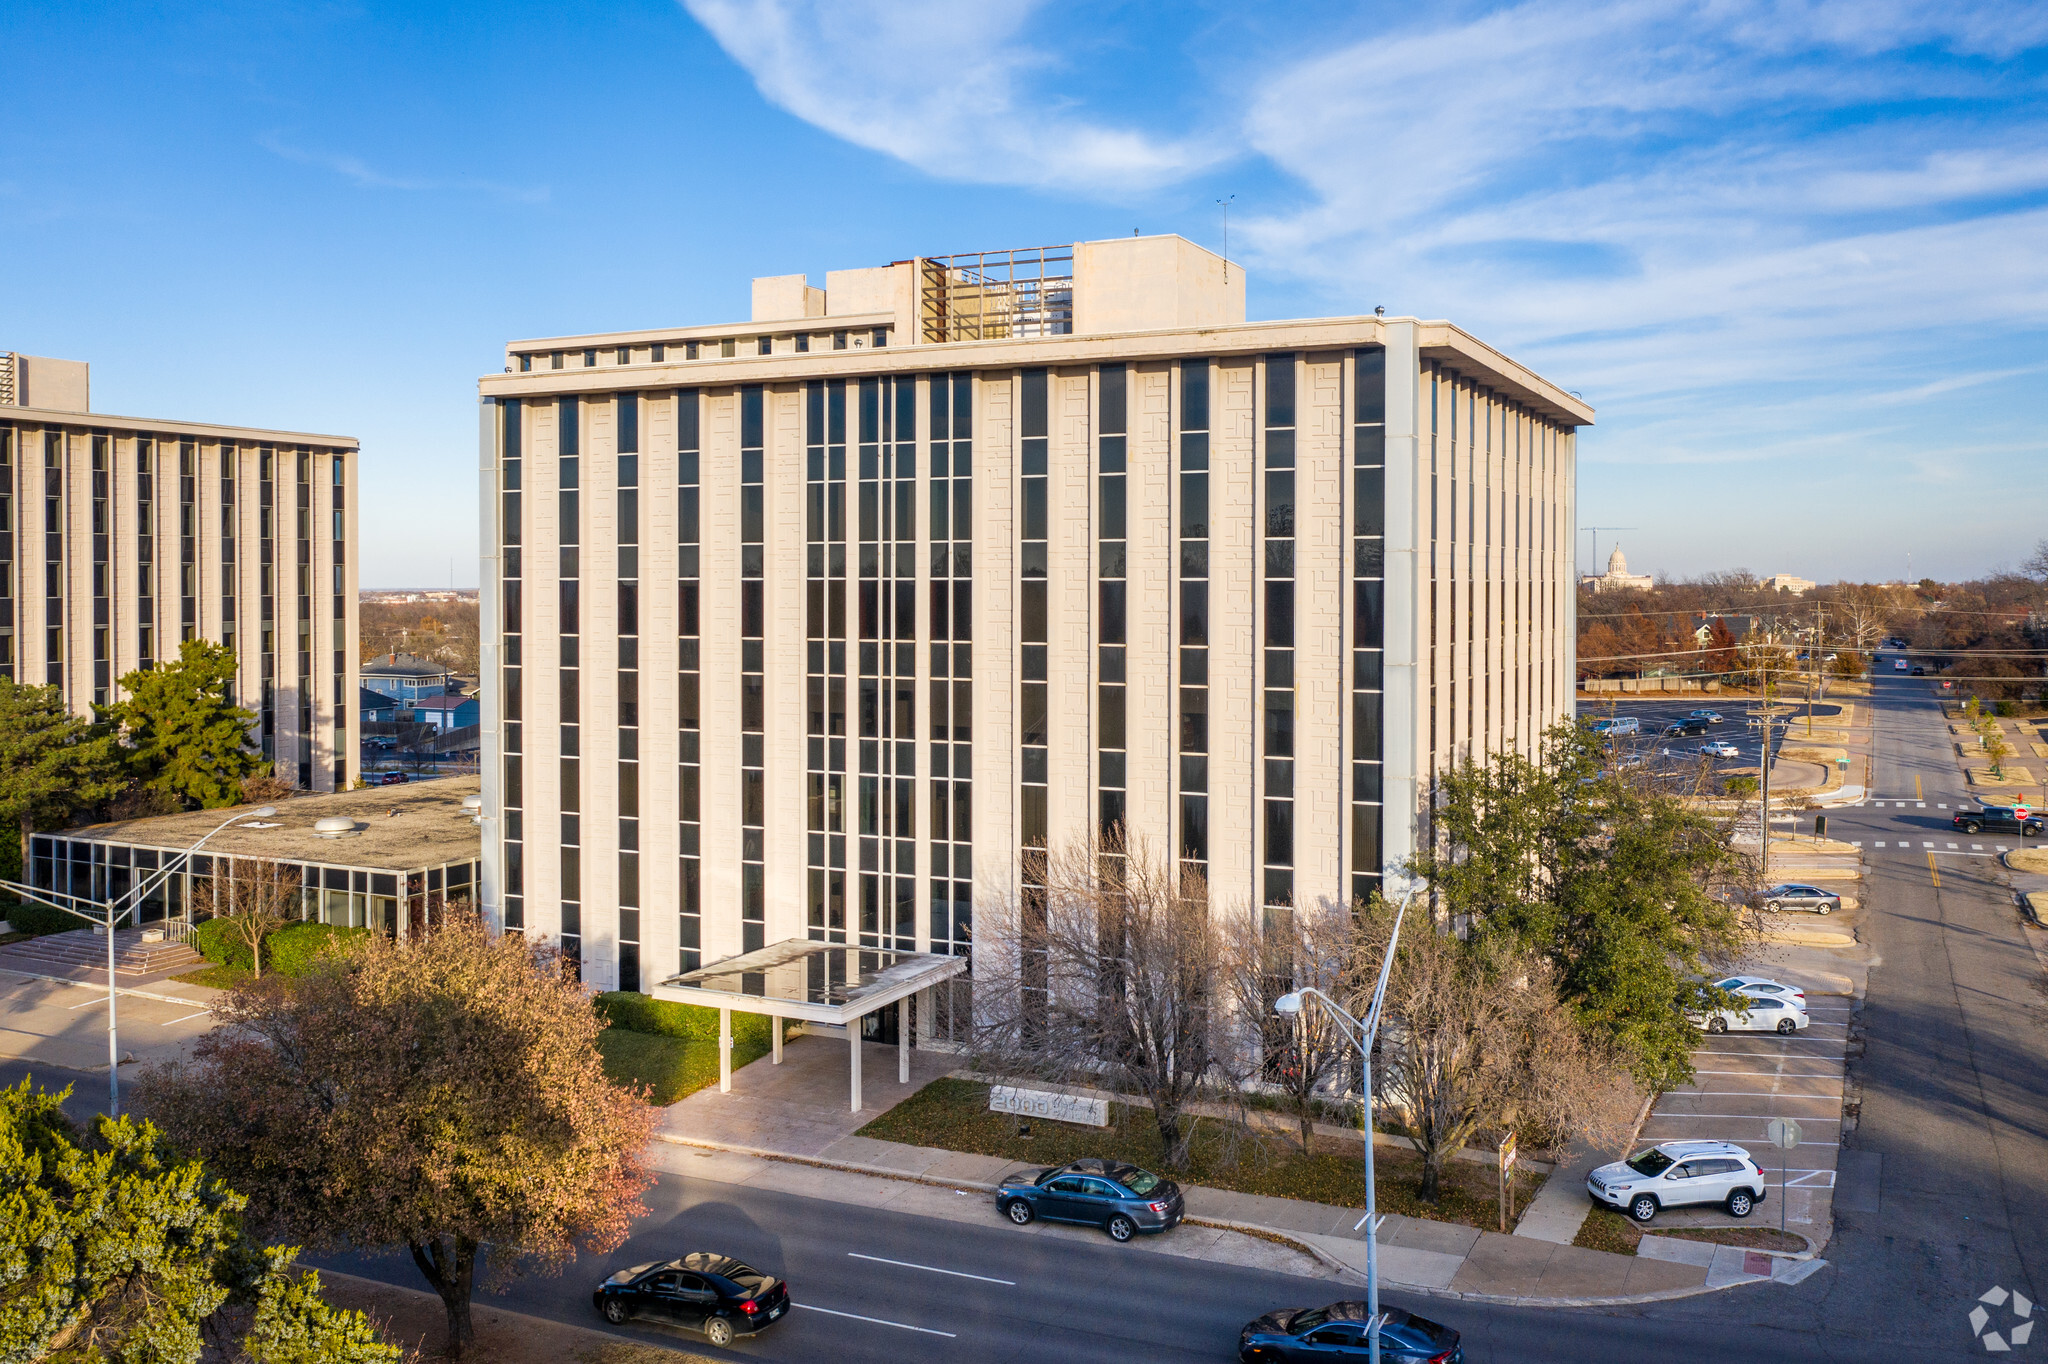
1359, 905, 1638, 1204
1221, 898, 1361, 1154
198, 859, 302, 979
2024, 538, 2048, 584
971, 832, 1224, 1170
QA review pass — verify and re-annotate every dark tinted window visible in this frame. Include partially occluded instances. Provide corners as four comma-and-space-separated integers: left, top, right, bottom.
1627, 1149, 1674, 1177
1118, 1167, 1163, 1195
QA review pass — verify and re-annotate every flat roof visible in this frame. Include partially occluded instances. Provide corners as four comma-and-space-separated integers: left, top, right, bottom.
481, 316, 1593, 427
655, 939, 968, 1024
0, 404, 359, 449
51, 777, 482, 872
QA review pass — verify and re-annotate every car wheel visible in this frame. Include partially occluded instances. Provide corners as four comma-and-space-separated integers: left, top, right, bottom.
1003, 1198, 1035, 1226
1817, 904, 1832, 915
1727, 1190, 1754, 1218
1965, 823, 1982, 834
1765, 901, 1782, 913
705, 1318, 736, 1348
1106, 1214, 1137, 1242
1778, 1018, 1797, 1034
602, 1299, 630, 1325
1707, 1017, 1728, 1034
1629, 1195, 1659, 1223
2025, 827, 2040, 839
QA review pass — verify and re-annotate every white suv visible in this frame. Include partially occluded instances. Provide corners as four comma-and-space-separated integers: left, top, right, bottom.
1588, 1140, 1768, 1223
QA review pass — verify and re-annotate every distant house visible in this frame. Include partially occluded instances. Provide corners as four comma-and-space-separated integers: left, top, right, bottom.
1762, 573, 1817, 595
407, 693, 479, 733
360, 687, 401, 724
360, 652, 455, 704
1691, 614, 1759, 647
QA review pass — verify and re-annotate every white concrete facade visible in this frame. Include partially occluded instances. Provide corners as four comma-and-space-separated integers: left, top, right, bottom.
0, 364, 359, 793
477, 237, 1587, 995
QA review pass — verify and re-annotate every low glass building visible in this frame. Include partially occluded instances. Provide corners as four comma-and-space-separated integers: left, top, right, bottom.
31, 776, 483, 938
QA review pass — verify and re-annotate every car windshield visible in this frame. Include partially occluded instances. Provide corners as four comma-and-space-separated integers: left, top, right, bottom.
1117, 1166, 1164, 1195
1626, 1148, 1675, 1177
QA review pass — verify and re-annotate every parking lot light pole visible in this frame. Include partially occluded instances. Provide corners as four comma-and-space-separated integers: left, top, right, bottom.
0, 804, 275, 1116
1275, 882, 1414, 1364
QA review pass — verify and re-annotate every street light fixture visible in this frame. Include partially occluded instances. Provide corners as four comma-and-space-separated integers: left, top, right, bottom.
1273, 879, 1416, 1364
2, 804, 277, 1115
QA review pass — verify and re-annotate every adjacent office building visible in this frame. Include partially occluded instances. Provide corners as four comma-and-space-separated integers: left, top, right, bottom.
475, 236, 1589, 1008
0, 351, 359, 790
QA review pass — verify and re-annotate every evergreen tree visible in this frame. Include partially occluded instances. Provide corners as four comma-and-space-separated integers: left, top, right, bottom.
105, 639, 261, 810
0, 677, 125, 879
1408, 718, 1749, 1089
0, 1078, 399, 1364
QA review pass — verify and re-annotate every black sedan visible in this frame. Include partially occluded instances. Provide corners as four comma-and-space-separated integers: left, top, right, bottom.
996, 1157, 1185, 1241
1241, 1302, 1463, 1361
591, 1253, 789, 1347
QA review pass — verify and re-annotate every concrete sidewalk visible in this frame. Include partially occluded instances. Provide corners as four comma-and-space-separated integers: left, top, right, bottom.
658, 1033, 1827, 1307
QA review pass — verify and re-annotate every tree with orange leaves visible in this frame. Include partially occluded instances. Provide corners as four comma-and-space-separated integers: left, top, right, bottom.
137, 913, 655, 1358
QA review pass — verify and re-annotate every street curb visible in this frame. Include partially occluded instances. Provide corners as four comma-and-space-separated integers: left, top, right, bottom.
651, 1132, 1813, 1308
0, 965, 221, 1009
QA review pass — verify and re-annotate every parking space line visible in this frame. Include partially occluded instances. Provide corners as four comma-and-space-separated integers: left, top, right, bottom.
1648, 1112, 1842, 1121
66, 994, 111, 1009
1676, 1092, 1842, 1099
159, 1009, 212, 1026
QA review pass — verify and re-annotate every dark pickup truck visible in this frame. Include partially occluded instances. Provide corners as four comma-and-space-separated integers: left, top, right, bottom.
1953, 807, 2045, 837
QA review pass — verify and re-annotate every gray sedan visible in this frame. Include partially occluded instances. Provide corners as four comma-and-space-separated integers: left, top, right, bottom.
1763, 883, 1840, 914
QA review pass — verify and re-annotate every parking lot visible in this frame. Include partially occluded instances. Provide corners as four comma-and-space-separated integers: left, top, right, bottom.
0, 973, 218, 1075
1630, 995, 1852, 1238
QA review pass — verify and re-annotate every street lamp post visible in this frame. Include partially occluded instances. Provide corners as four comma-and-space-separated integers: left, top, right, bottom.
2, 804, 275, 1115
1274, 883, 1415, 1364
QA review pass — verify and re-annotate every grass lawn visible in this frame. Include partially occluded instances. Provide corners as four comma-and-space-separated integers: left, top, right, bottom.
1573, 1207, 1807, 1255
857, 1077, 1541, 1231
596, 1027, 771, 1106
173, 965, 248, 990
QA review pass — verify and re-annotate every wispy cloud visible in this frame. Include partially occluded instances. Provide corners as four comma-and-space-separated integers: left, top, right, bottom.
681, 0, 1222, 195
257, 133, 549, 205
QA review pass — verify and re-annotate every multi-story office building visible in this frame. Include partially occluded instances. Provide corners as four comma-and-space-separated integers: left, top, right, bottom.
476, 235, 1589, 1004
0, 351, 359, 791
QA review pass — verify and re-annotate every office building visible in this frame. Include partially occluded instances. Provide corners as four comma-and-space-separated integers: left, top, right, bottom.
0, 351, 359, 790
474, 236, 1590, 1010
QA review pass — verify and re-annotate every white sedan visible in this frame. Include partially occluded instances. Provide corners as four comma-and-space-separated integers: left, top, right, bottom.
1714, 975, 1807, 1008
1691, 991, 1809, 1035
1699, 740, 1742, 759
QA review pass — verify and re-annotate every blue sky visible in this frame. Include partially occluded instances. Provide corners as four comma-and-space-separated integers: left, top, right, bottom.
5, 1, 2045, 587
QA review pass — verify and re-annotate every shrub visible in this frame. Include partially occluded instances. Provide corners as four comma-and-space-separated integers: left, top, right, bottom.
3, 897, 84, 937
1997, 700, 2017, 718
192, 915, 253, 971
265, 922, 370, 976
594, 992, 783, 1048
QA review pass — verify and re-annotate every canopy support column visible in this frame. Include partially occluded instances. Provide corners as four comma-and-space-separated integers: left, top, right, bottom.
898, 997, 910, 1084
849, 1023, 864, 1113
772, 1014, 784, 1064
719, 1006, 732, 1094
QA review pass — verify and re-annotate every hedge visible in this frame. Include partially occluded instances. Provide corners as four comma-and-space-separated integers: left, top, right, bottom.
594, 992, 787, 1047
193, 917, 369, 977
3, 898, 85, 938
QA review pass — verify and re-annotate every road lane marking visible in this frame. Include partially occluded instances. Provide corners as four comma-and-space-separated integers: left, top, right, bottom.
1938, 803, 1948, 809
847, 1253, 1015, 1286
1972, 844, 1984, 851
1875, 841, 1886, 847
1947, 842, 1959, 849
794, 1304, 957, 1338
1915, 774, 1923, 799
1929, 851, 1940, 889
1666, 1092, 1843, 1099
1648, 1112, 1841, 1121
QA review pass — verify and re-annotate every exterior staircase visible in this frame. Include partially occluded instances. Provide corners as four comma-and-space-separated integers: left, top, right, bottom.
0, 925, 204, 978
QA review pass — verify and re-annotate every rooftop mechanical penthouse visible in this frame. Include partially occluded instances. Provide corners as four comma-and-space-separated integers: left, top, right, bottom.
475, 235, 1590, 1025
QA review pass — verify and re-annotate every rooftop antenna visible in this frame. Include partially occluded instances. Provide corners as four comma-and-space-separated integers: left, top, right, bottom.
1217, 194, 1236, 281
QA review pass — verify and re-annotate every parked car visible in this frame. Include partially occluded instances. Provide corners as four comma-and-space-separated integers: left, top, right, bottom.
592, 1254, 789, 1346
1689, 989, 1809, 1035
997, 1158, 1184, 1241
370, 770, 410, 786
1587, 1140, 1768, 1224
1761, 883, 1842, 914
1240, 1302, 1462, 1362
1699, 740, 1741, 759
1689, 710, 1724, 724
1713, 974, 1808, 1008
1953, 807, 2046, 837
1662, 719, 1709, 736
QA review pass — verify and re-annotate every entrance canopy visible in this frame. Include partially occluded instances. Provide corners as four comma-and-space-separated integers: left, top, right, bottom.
654, 938, 966, 1026
653, 940, 968, 1111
